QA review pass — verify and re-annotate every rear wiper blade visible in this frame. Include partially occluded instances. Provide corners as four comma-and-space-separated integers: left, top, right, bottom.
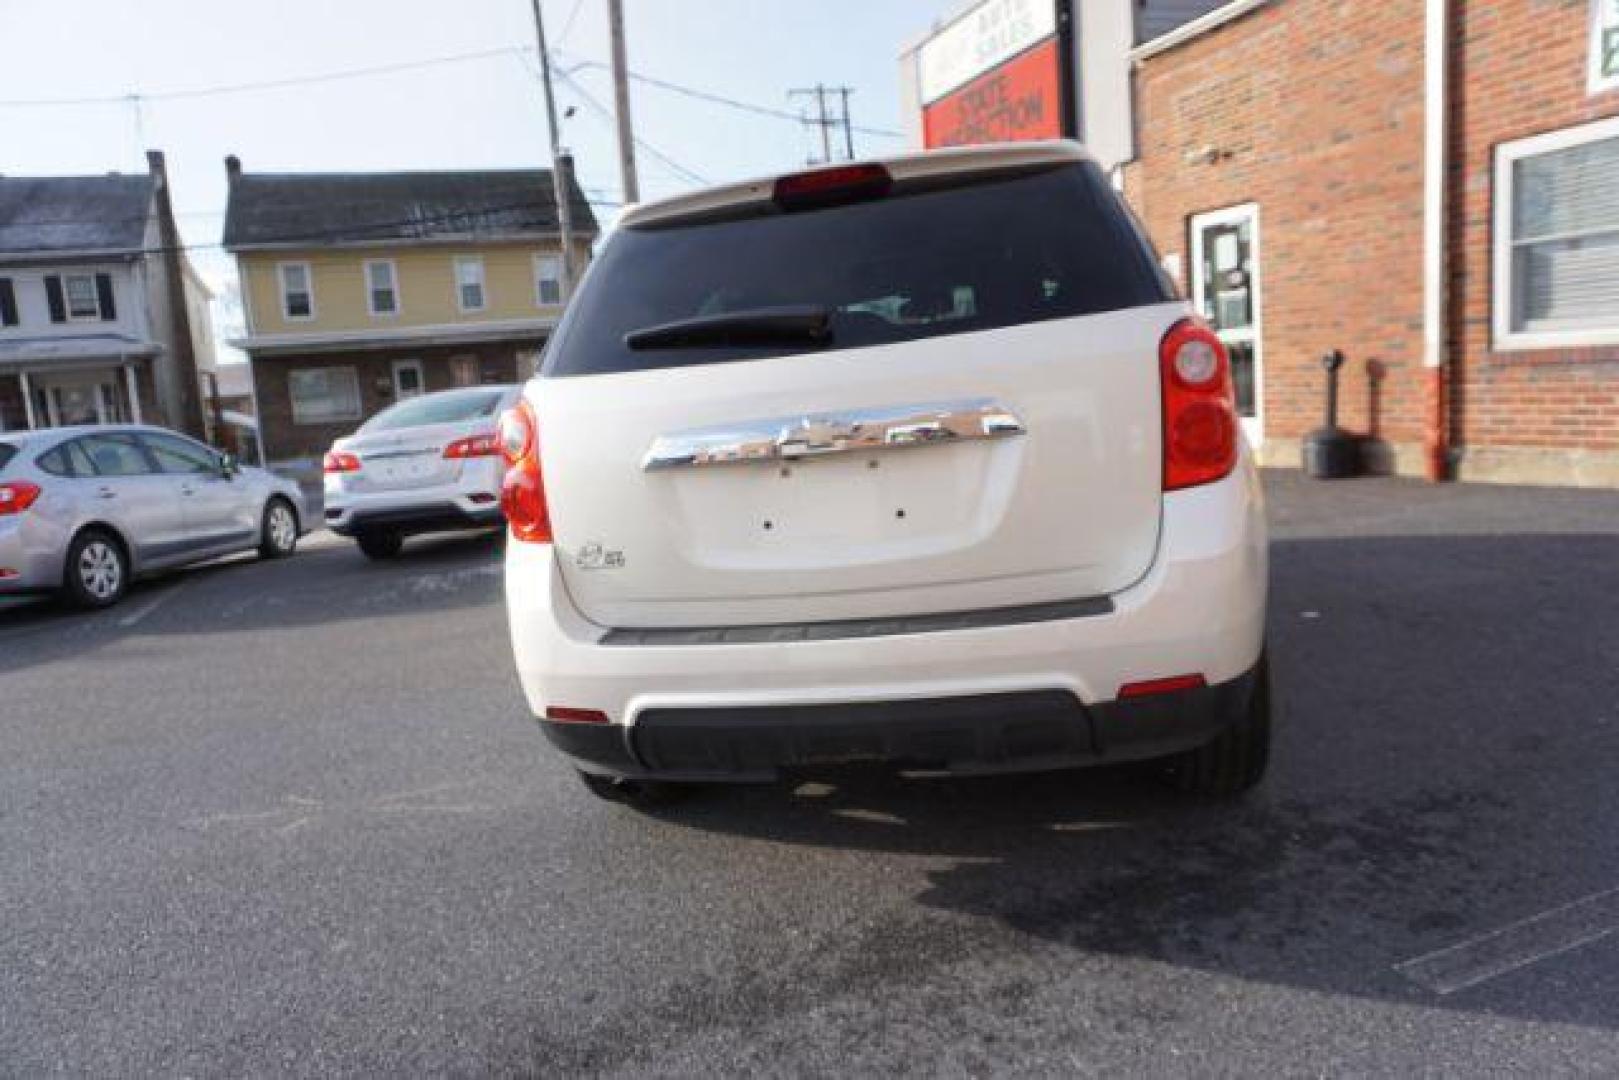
624, 305, 832, 350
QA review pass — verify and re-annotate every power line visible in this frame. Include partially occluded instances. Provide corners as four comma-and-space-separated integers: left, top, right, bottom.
0, 46, 524, 107
556, 0, 588, 47
553, 68, 707, 186
513, 52, 707, 187
560, 56, 902, 139
0, 43, 905, 140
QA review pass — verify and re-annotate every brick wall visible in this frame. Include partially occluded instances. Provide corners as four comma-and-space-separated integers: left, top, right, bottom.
1447, 0, 1619, 484
1129, 0, 1428, 468
251, 342, 528, 465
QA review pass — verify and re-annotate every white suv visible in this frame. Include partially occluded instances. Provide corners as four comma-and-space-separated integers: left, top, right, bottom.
502, 142, 1269, 803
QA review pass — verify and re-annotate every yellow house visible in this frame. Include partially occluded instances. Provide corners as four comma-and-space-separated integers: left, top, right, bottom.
223, 156, 597, 465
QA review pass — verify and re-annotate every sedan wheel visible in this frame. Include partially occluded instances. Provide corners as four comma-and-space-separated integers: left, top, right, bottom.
65, 530, 128, 609
259, 499, 299, 559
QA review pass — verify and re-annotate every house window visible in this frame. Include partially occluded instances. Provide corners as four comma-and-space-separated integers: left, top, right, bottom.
288, 367, 361, 425
1594, 0, 1619, 94
65, 274, 102, 320
454, 256, 486, 312
279, 262, 314, 320
535, 255, 563, 306
0, 278, 16, 326
1494, 116, 1619, 350
365, 260, 399, 316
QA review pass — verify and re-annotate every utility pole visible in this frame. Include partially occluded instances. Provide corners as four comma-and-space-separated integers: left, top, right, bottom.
529, 0, 577, 301
837, 87, 855, 161
607, 0, 640, 205
789, 84, 857, 165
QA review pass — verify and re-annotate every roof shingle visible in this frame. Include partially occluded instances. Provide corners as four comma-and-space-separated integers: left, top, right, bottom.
223, 168, 599, 250
0, 174, 155, 256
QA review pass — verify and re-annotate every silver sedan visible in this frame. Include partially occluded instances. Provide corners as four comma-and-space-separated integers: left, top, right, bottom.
0, 424, 307, 608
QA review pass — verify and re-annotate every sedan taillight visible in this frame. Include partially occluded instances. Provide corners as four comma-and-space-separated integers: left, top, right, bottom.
498, 400, 552, 544
0, 480, 41, 515
323, 451, 361, 474
443, 432, 501, 459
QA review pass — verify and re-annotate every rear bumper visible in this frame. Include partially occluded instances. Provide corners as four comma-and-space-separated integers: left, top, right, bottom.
0, 517, 65, 594
325, 464, 504, 537
506, 460, 1268, 781
539, 666, 1259, 781
327, 502, 503, 538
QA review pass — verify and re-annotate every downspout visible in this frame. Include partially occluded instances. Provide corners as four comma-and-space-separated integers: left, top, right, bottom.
1422, 0, 1450, 480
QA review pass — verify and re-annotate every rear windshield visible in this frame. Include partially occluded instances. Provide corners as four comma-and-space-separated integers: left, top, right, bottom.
359, 388, 507, 433
544, 161, 1172, 378
0, 442, 15, 473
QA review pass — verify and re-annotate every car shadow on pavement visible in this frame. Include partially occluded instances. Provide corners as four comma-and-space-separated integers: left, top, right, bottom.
0, 530, 505, 672
625, 530, 1619, 1032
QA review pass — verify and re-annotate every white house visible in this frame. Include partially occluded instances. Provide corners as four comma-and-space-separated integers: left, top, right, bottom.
0, 150, 212, 437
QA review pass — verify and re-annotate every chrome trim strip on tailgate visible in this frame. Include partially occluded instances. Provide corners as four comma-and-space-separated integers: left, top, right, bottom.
600, 595, 1113, 646
641, 398, 1026, 471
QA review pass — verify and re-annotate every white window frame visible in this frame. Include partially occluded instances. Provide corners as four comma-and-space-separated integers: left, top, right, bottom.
364, 259, 400, 317
1189, 202, 1264, 448
63, 273, 103, 321
454, 255, 487, 313
1492, 114, 1619, 352
533, 254, 563, 307
277, 261, 316, 322
1592, 0, 1619, 95
391, 358, 425, 400
287, 366, 361, 426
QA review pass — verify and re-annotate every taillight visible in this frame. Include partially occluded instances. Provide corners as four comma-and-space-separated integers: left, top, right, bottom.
1160, 317, 1238, 491
443, 432, 501, 459
772, 163, 892, 211
0, 480, 41, 515
323, 451, 361, 474
498, 399, 552, 543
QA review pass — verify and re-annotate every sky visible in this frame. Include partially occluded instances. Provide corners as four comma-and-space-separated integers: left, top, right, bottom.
0, 0, 954, 360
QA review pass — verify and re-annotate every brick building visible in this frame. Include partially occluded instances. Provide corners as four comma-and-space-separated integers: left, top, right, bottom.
903, 0, 1619, 486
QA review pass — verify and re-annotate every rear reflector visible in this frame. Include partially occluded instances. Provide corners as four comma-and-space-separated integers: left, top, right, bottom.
1118, 674, 1207, 700
323, 451, 361, 474
0, 569, 19, 580
545, 706, 610, 724
0, 480, 41, 515
773, 163, 892, 211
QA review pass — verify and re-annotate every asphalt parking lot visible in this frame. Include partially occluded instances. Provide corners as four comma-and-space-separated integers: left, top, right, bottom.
2, 471, 1618, 1075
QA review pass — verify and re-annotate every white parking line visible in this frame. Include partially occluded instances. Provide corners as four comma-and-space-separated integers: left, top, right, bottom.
117, 580, 187, 629
1396, 886, 1619, 995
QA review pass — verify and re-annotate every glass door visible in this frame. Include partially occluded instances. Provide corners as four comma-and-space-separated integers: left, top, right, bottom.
1190, 204, 1263, 448
38, 373, 124, 426
391, 359, 425, 401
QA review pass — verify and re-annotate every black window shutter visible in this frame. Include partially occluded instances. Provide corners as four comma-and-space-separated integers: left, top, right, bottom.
0, 279, 16, 326
44, 275, 66, 323
95, 273, 116, 321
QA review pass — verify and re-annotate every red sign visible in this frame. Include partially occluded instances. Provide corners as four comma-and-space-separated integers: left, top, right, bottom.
922, 37, 1063, 149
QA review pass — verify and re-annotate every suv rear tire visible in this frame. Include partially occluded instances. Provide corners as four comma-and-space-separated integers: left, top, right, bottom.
1165, 654, 1271, 797
63, 528, 129, 610
356, 531, 403, 560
